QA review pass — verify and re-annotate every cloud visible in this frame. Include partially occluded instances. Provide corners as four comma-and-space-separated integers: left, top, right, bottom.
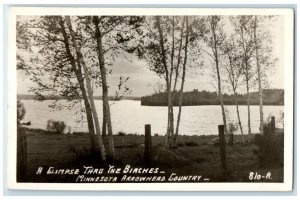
110, 58, 149, 75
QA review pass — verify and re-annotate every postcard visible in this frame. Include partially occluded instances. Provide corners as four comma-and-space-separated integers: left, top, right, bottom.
7, 7, 294, 191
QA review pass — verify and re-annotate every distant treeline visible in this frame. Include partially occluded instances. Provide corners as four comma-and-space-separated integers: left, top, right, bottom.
17, 94, 141, 101
141, 89, 284, 106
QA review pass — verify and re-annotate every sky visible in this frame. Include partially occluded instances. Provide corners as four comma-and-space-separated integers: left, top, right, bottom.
17, 15, 285, 97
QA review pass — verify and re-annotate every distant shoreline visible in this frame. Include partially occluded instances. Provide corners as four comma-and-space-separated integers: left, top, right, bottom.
17, 98, 284, 106
17, 96, 284, 106
17, 94, 141, 101
18, 88, 284, 106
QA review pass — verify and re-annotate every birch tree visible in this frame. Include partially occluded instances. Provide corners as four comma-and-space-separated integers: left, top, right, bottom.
137, 16, 203, 147
17, 16, 98, 153
222, 37, 245, 143
137, 16, 190, 148
81, 16, 143, 158
65, 16, 106, 161
231, 16, 255, 140
91, 16, 114, 158
253, 16, 264, 135
203, 16, 228, 134
58, 16, 98, 152
172, 16, 205, 146
173, 16, 189, 145
252, 16, 277, 134
156, 16, 174, 147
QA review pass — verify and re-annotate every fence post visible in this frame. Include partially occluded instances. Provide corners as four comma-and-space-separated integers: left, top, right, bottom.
218, 125, 227, 175
144, 124, 152, 166
228, 133, 234, 145
271, 116, 275, 134
17, 127, 27, 181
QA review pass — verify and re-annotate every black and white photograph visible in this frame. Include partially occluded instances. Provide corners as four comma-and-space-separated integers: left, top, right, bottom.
7, 7, 294, 191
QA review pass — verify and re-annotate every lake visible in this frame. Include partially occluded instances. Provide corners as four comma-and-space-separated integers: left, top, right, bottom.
21, 100, 284, 136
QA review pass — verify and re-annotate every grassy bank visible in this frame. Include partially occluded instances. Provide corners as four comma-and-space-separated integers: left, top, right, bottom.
17, 128, 284, 183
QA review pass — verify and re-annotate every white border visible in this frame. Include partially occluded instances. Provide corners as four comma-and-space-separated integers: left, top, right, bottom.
7, 7, 294, 191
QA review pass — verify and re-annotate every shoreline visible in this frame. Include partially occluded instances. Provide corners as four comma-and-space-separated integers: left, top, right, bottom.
22, 127, 284, 136
18, 98, 284, 106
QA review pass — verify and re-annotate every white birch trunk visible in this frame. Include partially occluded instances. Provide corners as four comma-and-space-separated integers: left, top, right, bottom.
93, 16, 115, 159
65, 16, 106, 161
254, 16, 264, 135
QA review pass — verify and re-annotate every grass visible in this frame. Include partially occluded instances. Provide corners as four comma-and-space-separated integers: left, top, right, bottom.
18, 128, 284, 183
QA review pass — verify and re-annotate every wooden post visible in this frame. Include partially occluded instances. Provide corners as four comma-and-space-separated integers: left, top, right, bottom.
218, 125, 227, 174
17, 127, 27, 181
271, 116, 275, 134
144, 124, 152, 165
228, 133, 233, 145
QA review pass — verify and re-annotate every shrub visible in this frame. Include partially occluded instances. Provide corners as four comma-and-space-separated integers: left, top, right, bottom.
279, 111, 284, 128
17, 100, 26, 125
228, 122, 238, 134
176, 142, 184, 147
185, 141, 198, 146
47, 120, 66, 134
253, 123, 284, 167
117, 131, 126, 136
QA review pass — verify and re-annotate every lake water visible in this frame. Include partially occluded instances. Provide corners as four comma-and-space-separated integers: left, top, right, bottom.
21, 100, 284, 136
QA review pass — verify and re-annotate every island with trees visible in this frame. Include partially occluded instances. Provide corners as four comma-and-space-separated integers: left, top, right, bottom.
141, 89, 284, 106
